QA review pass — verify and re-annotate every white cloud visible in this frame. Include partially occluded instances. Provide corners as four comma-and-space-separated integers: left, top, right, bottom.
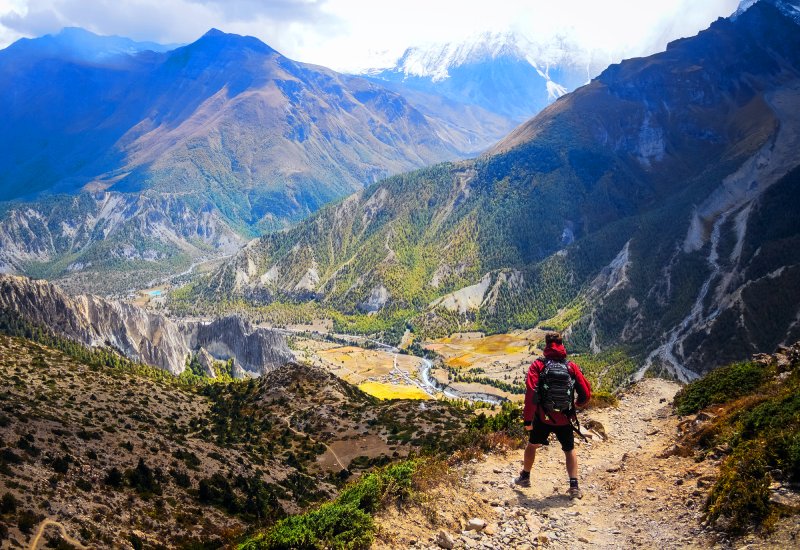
0, 0, 742, 71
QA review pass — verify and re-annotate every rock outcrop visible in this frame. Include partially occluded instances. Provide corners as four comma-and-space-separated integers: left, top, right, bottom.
0, 274, 293, 376
187, 316, 293, 376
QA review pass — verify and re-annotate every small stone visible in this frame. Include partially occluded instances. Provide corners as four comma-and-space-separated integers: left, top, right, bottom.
588, 527, 598, 532
467, 518, 487, 531
436, 530, 455, 549
526, 515, 541, 533
645, 487, 656, 493
695, 411, 716, 422
484, 523, 497, 536
696, 477, 715, 488
578, 536, 590, 543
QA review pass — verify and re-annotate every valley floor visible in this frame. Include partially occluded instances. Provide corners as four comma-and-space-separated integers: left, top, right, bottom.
374, 379, 800, 549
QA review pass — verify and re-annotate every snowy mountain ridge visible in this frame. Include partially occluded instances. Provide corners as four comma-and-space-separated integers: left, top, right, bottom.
369, 30, 604, 88
736, 0, 800, 22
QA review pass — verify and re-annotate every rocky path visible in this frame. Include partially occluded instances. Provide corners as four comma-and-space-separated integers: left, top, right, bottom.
376, 378, 726, 549
27, 519, 89, 550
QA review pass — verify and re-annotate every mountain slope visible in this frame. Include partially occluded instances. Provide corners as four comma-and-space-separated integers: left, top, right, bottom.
0, 334, 470, 548
187, 0, 800, 377
0, 28, 510, 292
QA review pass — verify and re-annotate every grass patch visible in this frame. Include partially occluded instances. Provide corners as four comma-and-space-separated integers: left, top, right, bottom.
585, 390, 618, 409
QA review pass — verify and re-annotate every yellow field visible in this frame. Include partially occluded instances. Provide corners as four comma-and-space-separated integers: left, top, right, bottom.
358, 382, 431, 400
444, 354, 474, 368
428, 330, 543, 370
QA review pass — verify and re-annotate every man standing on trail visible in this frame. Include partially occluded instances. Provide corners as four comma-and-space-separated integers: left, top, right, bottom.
515, 332, 591, 499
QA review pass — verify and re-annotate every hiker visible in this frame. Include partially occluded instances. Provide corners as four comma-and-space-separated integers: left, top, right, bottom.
515, 332, 591, 499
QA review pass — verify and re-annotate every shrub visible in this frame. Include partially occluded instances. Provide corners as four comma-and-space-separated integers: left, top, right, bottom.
51, 454, 72, 474
338, 460, 414, 514
586, 390, 618, 409
75, 477, 93, 491
706, 440, 772, 534
17, 509, 39, 534
125, 458, 162, 497
0, 492, 18, 514
198, 473, 237, 513
252, 503, 374, 550
105, 467, 124, 488
238, 460, 421, 549
674, 362, 767, 415
170, 468, 191, 489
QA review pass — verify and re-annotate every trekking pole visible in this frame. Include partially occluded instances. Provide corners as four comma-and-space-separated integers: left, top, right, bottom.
571, 412, 588, 442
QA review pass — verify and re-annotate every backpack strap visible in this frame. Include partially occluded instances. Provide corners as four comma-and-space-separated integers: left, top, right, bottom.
532, 357, 546, 404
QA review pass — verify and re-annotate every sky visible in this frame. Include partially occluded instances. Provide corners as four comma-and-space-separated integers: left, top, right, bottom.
0, 0, 743, 72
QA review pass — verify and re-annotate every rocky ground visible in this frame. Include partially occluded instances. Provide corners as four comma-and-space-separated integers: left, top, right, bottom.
375, 378, 800, 549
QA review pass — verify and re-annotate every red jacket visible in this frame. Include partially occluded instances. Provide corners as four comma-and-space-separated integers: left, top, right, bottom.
523, 343, 591, 426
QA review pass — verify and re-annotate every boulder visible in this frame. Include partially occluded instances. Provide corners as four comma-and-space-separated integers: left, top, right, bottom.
436, 530, 455, 549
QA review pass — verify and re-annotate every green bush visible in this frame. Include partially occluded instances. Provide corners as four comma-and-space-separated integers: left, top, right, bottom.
469, 401, 524, 439
673, 362, 767, 415
238, 460, 420, 549
681, 353, 800, 534
253, 503, 374, 550
706, 440, 772, 534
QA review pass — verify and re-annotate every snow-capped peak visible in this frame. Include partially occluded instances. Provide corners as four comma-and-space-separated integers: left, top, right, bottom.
391, 31, 526, 82
384, 31, 596, 83
735, 0, 800, 23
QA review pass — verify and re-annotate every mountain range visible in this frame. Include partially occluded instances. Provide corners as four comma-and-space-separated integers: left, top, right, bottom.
365, 31, 610, 122
0, 27, 514, 292
186, 0, 800, 378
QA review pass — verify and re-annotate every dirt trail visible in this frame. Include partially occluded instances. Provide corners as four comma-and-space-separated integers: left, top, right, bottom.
376, 379, 729, 549
27, 518, 88, 550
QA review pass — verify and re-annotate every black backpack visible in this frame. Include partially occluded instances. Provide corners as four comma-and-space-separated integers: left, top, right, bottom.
537, 358, 575, 413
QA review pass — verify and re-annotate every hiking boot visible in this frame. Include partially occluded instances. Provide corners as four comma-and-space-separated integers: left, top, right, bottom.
568, 485, 583, 500
514, 472, 531, 488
